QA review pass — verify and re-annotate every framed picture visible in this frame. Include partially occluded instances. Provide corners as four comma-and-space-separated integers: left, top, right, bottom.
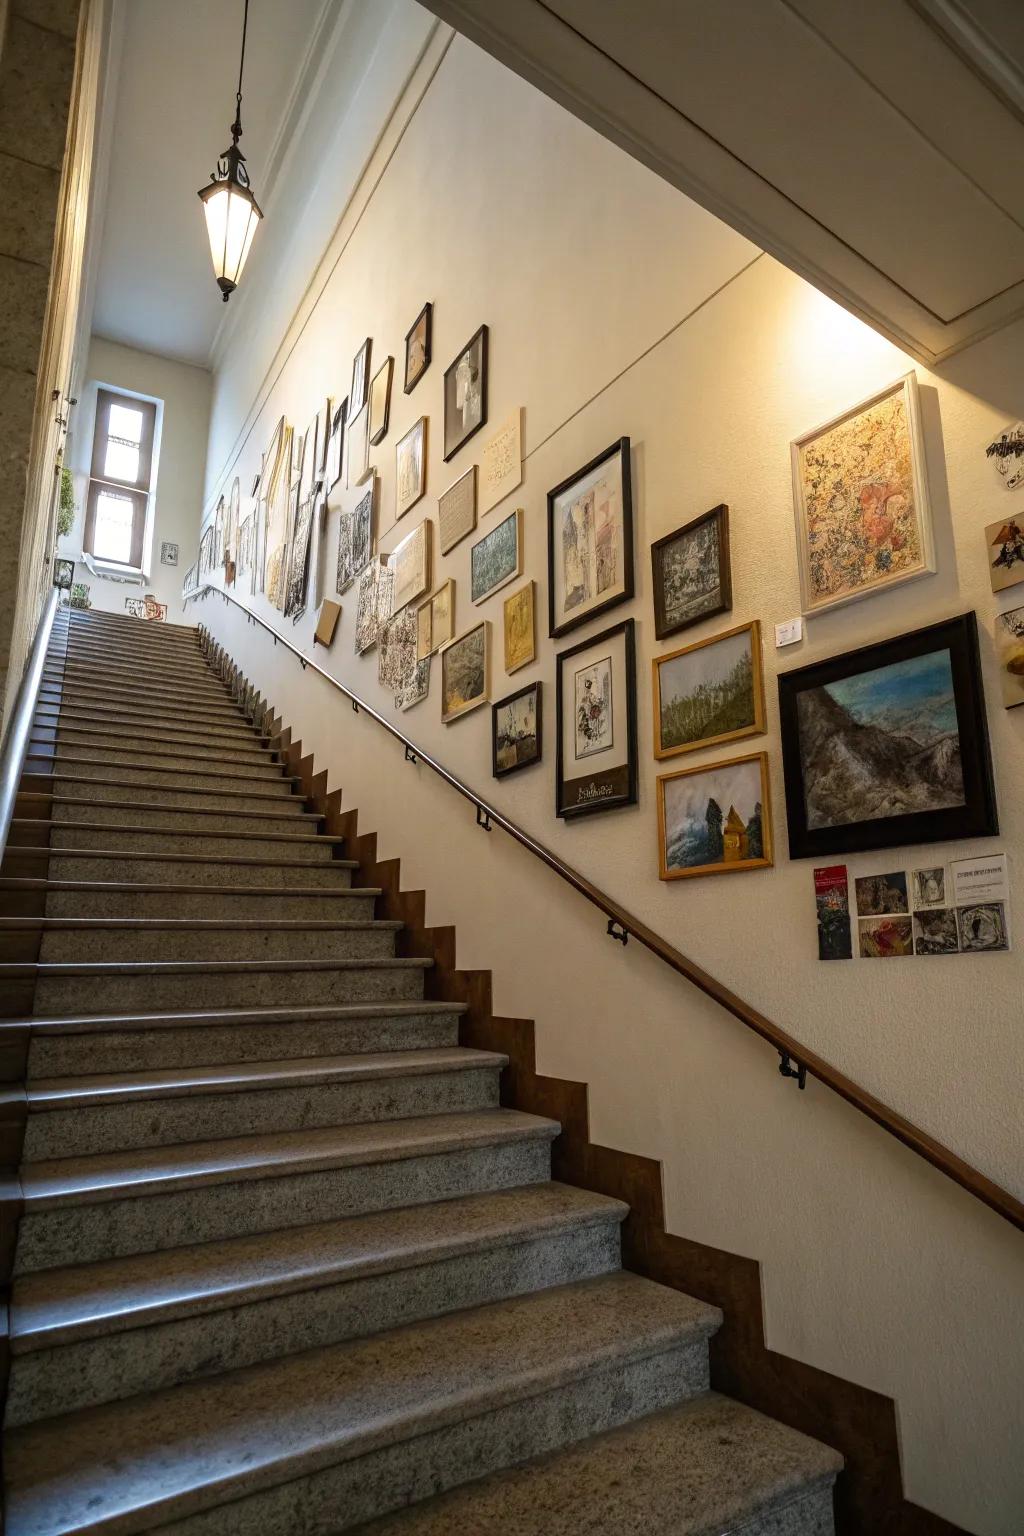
368, 357, 393, 446
396, 417, 427, 519
350, 338, 371, 415
404, 302, 432, 394
336, 477, 376, 595
653, 620, 765, 761
325, 398, 347, 491
657, 751, 773, 881
984, 513, 1024, 594
416, 579, 455, 660
555, 617, 637, 819
316, 396, 332, 479
314, 599, 341, 649
284, 491, 314, 619
493, 681, 542, 778
471, 506, 522, 604
379, 604, 430, 711
995, 604, 1024, 708
355, 557, 388, 654
548, 437, 633, 638
440, 619, 489, 723
778, 611, 998, 859
443, 323, 488, 461
438, 465, 476, 554
53, 556, 74, 591
503, 580, 535, 673
347, 402, 371, 489
651, 505, 730, 640
160, 541, 179, 567
791, 372, 934, 616
480, 407, 522, 515
985, 420, 1024, 492
389, 519, 431, 615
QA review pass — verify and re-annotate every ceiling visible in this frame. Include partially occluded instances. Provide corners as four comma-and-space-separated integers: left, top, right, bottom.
90, 0, 329, 368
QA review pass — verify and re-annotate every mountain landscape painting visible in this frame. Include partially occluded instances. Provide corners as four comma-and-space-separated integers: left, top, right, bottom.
658, 753, 771, 880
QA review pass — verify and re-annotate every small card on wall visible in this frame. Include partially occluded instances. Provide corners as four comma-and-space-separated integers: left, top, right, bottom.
775, 617, 803, 648
814, 865, 852, 960
951, 853, 1010, 953
480, 407, 522, 516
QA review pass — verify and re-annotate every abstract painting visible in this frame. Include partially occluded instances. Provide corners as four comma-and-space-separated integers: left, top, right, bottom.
548, 438, 633, 638
854, 872, 908, 916
657, 752, 772, 881
985, 420, 1024, 492
471, 507, 521, 604
379, 604, 429, 710
994, 605, 1024, 707
957, 902, 1008, 952
653, 620, 764, 760
493, 681, 541, 778
355, 558, 388, 655
503, 581, 535, 673
443, 324, 487, 461
441, 620, 489, 723
985, 515, 1024, 594
651, 505, 731, 639
284, 493, 314, 618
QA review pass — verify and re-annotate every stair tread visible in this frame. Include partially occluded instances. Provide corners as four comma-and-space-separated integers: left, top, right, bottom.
26, 753, 299, 783
2, 916, 398, 932
4, 955, 431, 978
12, 1000, 465, 1035
16, 798, 320, 822
4, 1272, 717, 1536
20, 776, 303, 803
11, 1182, 623, 1350
28, 821, 338, 844
0, 879, 381, 899
354, 1393, 842, 1536
14, 846, 356, 868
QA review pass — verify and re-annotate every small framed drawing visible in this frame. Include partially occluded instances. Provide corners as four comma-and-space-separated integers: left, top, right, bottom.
503, 580, 535, 673
396, 417, 427, 519
548, 437, 633, 638
995, 605, 1024, 708
354, 557, 387, 654
438, 465, 476, 554
657, 751, 773, 881
653, 620, 765, 761
651, 505, 730, 640
160, 541, 179, 567
480, 408, 522, 515
555, 617, 637, 819
416, 579, 455, 660
443, 323, 488, 461
778, 611, 998, 859
985, 513, 1024, 593
350, 338, 371, 415
325, 398, 347, 491
351, 479, 375, 575
404, 302, 432, 394
791, 372, 934, 616
471, 506, 522, 604
389, 519, 431, 616
493, 681, 542, 778
368, 357, 393, 446
347, 402, 371, 489
440, 619, 489, 723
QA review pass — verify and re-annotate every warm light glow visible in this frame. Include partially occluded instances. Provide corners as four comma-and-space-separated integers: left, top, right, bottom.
199, 176, 262, 299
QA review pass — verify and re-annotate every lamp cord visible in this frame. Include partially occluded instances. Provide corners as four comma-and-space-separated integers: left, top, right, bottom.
236, 0, 249, 109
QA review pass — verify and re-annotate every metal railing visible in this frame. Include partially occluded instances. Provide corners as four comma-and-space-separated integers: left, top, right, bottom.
0, 588, 60, 864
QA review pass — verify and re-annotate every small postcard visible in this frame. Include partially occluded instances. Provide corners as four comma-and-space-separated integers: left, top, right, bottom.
814, 865, 852, 960
957, 902, 1009, 954
912, 909, 959, 956
859, 915, 913, 958
985, 421, 1024, 491
855, 871, 908, 917
910, 866, 945, 910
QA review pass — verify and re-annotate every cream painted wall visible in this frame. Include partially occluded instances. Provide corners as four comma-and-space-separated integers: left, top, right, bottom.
195, 31, 1024, 1535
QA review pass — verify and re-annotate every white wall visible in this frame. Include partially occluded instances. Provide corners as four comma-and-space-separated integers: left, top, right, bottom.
195, 27, 1024, 1534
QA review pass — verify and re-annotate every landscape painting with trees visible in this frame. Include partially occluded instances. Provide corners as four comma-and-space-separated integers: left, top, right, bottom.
657, 752, 772, 880
654, 621, 764, 759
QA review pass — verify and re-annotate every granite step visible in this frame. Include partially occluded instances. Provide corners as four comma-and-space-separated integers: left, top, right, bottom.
37, 686, 251, 729
40, 775, 308, 812
354, 1393, 841, 1536
46, 656, 228, 689
3, 1272, 720, 1536
65, 612, 198, 638
35, 724, 271, 761
44, 746, 287, 781
19, 879, 375, 922
18, 915, 399, 963
35, 700, 258, 740
34, 709, 269, 752
42, 672, 231, 710
14, 1108, 560, 1271
42, 850, 357, 888
42, 823, 342, 860
45, 796, 321, 836
31, 735, 274, 775
36, 754, 299, 793
58, 641, 213, 668
7, 1184, 626, 1426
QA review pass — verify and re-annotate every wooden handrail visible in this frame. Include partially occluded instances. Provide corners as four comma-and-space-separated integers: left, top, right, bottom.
188, 582, 1024, 1234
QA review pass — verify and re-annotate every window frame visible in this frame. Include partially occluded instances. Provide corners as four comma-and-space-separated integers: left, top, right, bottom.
83, 387, 158, 569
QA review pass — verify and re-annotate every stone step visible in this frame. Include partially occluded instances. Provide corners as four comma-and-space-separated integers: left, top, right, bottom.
34, 706, 268, 751
33, 754, 299, 794
355, 1394, 842, 1536
34, 723, 271, 761
3, 1272, 720, 1536
42, 850, 356, 888
43, 668, 231, 709
38, 684, 251, 729
22, 1046, 506, 1159
57, 639, 213, 668
46, 650, 226, 684
14, 1108, 559, 1271
45, 796, 321, 836
39, 775, 308, 813
10, 915, 400, 964
43, 746, 287, 781
65, 611, 198, 639
1, 878, 375, 922
39, 823, 343, 860
35, 698, 258, 739
7, 1184, 626, 1426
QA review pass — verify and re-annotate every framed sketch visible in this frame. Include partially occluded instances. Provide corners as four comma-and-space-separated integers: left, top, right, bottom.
350, 338, 371, 415
354, 557, 388, 654
443, 324, 488, 461
548, 438, 633, 638
325, 398, 347, 491
493, 681, 542, 778
440, 619, 489, 723
657, 752, 773, 881
471, 506, 522, 604
284, 493, 314, 619
396, 417, 427, 519
160, 541, 179, 566
651, 505, 731, 639
985, 420, 1024, 492
985, 513, 1024, 594
504, 580, 535, 673
351, 479, 375, 575
480, 407, 522, 515
791, 372, 934, 616
555, 617, 637, 819
379, 604, 430, 711
389, 519, 431, 615
653, 620, 765, 761
404, 302, 432, 394
438, 465, 476, 554
316, 396, 332, 479
995, 605, 1024, 708
778, 611, 998, 859
369, 357, 393, 446
346, 403, 371, 489
416, 579, 455, 660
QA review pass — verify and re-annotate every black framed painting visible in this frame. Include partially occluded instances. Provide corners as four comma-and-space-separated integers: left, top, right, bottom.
556, 617, 637, 819
404, 302, 432, 394
651, 504, 731, 640
492, 681, 542, 778
443, 324, 488, 461
548, 438, 633, 639
350, 338, 371, 416
778, 611, 998, 859
369, 357, 393, 446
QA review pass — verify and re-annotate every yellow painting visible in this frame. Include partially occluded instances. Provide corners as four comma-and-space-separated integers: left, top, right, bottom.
503, 580, 535, 674
261, 417, 293, 611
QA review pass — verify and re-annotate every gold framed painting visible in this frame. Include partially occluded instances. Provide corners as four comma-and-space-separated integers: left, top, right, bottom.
503, 580, 535, 673
653, 620, 765, 761
388, 519, 431, 616
440, 620, 489, 723
396, 417, 427, 519
416, 579, 455, 660
657, 750, 773, 881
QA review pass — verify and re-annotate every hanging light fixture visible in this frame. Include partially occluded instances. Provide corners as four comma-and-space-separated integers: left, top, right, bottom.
197, 0, 262, 302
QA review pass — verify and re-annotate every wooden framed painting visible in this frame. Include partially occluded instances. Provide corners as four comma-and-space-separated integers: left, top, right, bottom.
778, 611, 998, 859
416, 579, 455, 660
337, 477, 376, 595
548, 438, 633, 638
396, 417, 427, 519
995, 605, 1024, 708
480, 407, 522, 515
347, 402, 371, 489
555, 617, 637, 819
471, 507, 522, 604
379, 604, 430, 712
350, 338, 371, 415
791, 372, 934, 616
443, 324, 488, 461
657, 751, 773, 880
503, 580, 535, 673
368, 357, 393, 446
651, 505, 731, 640
354, 556, 388, 655
985, 513, 1024, 593
493, 681, 542, 778
440, 619, 489, 723
653, 620, 765, 761
438, 465, 476, 554
404, 302, 432, 394
389, 519, 431, 616
325, 398, 347, 492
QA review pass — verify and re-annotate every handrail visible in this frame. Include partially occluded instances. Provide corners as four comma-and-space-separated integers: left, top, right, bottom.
188, 581, 1024, 1234
0, 587, 60, 864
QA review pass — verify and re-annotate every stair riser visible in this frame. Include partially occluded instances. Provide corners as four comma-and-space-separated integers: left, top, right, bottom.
32, 963, 424, 1014
6, 1224, 621, 1426
46, 761, 296, 794
42, 729, 269, 762
50, 803, 316, 836
46, 781, 305, 813
42, 890, 375, 921
50, 748, 283, 780
50, 828, 336, 860
15, 1139, 553, 1272
47, 855, 353, 888
34, 927, 396, 963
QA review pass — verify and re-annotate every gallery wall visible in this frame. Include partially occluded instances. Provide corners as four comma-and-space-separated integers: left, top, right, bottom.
195, 26, 1024, 1534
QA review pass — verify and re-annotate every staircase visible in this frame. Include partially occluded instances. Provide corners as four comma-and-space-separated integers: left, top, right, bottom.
0, 606, 841, 1535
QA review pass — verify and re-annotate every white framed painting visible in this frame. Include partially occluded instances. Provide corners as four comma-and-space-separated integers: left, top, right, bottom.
396, 417, 427, 519
389, 519, 431, 616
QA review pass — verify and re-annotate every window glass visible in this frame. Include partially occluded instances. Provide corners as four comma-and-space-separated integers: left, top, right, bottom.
107, 403, 145, 444
92, 491, 135, 563
103, 439, 141, 483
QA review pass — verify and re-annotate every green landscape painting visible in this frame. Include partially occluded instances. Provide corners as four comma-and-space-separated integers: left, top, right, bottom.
655, 623, 762, 758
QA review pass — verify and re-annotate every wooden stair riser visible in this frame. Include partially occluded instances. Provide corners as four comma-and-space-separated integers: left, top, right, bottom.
30, 960, 428, 1014
28, 924, 398, 965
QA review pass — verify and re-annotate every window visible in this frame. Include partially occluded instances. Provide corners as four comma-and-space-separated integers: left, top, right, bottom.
83, 388, 157, 568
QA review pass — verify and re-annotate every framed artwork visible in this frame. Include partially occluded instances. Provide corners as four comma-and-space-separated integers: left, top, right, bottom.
547, 437, 633, 638
493, 681, 542, 778
182, 563, 198, 597
346, 402, 371, 489
438, 465, 476, 554
351, 479, 375, 576
53, 556, 74, 591
336, 512, 352, 596
350, 338, 371, 415
440, 620, 489, 723
404, 302, 432, 394
379, 604, 430, 710
791, 372, 934, 616
480, 407, 522, 515
657, 751, 773, 881
503, 580, 535, 673
985, 421, 1024, 492
284, 491, 314, 619
396, 417, 427, 518
314, 599, 341, 649
984, 514, 1024, 593
160, 541, 179, 566
316, 397, 332, 479
354, 557, 388, 654
296, 416, 318, 505
325, 398, 347, 491
471, 506, 522, 604
653, 620, 765, 761
778, 611, 998, 859
555, 617, 637, 819
251, 472, 261, 498
995, 605, 1024, 708
443, 323, 488, 461
369, 357, 393, 446
416, 579, 455, 660
389, 519, 431, 615
651, 505, 731, 640
198, 524, 215, 578
261, 418, 293, 607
